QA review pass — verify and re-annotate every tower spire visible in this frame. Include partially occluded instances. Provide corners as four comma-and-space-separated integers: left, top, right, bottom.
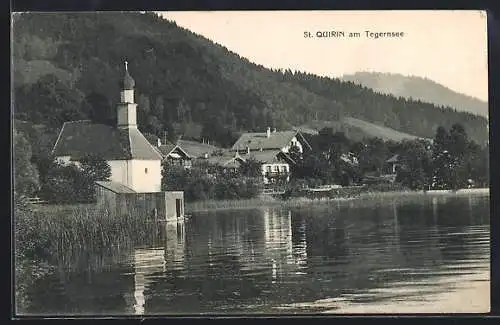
117, 61, 137, 128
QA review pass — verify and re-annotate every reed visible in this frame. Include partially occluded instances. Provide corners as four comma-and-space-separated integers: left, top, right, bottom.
15, 202, 164, 271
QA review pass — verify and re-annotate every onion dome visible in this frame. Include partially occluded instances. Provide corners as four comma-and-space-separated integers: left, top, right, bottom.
120, 61, 135, 90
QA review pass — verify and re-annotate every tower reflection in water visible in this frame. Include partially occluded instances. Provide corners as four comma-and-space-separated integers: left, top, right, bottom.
132, 222, 185, 315
262, 208, 308, 282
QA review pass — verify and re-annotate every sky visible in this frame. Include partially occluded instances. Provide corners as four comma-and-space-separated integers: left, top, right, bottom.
159, 10, 488, 102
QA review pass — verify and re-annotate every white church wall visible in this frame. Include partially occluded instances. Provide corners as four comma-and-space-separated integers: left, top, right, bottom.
107, 160, 130, 188
130, 159, 162, 193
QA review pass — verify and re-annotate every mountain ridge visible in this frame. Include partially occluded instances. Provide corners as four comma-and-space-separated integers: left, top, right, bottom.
341, 71, 488, 117
11, 12, 489, 148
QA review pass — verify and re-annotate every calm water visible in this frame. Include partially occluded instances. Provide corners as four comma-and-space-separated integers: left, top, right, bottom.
22, 195, 490, 315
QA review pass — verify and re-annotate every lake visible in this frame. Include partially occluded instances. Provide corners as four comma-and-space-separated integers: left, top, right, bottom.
20, 194, 490, 315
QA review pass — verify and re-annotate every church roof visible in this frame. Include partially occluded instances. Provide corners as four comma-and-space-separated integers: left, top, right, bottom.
52, 120, 162, 160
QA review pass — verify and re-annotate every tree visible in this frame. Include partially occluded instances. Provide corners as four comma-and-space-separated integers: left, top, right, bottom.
13, 129, 40, 197
79, 154, 111, 182
15, 74, 87, 127
153, 96, 165, 122
396, 140, 432, 190
137, 93, 151, 128
86, 92, 113, 125
77, 155, 111, 202
239, 158, 262, 178
40, 162, 79, 204
448, 123, 468, 159
434, 126, 449, 153
358, 138, 389, 175
249, 106, 259, 131
147, 115, 164, 136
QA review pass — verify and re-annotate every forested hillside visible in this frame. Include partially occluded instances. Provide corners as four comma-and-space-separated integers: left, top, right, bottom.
12, 12, 489, 149
342, 72, 489, 117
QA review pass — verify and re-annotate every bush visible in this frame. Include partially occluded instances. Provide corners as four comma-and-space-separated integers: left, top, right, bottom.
162, 162, 263, 202
39, 155, 111, 204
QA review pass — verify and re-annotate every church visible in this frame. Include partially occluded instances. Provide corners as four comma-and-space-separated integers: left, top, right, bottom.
52, 62, 163, 193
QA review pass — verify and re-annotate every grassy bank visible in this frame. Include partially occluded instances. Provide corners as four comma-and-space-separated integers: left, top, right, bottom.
185, 196, 329, 213
185, 187, 490, 212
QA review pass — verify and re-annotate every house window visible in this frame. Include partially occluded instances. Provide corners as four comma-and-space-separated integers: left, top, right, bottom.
274, 165, 279, 172
281, 166, 287, 173
266, 166, 271, 173
145, 168, 148, 174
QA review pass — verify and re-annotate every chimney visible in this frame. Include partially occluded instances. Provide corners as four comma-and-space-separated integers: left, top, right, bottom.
247, 147, 250, 155
266, 127, 271, 138
157, 138, 161, 147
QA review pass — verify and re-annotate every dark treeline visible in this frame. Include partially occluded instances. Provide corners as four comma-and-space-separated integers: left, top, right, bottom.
13, 11, 488, 152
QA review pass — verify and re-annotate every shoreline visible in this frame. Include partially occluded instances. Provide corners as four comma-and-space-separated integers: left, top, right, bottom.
30, 187, 490, 214
185, 188, 490, 213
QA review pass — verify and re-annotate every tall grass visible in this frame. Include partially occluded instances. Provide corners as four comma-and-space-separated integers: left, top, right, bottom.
14, 200, 168, 313
15, 202, 165, 271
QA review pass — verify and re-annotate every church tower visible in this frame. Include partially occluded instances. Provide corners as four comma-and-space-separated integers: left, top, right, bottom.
117, 61, 138, 129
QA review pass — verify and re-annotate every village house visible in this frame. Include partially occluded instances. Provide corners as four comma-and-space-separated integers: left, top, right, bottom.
51, 62, 184, 221
384, 154, 400, 175
177, 139, 220, 159
205, 150, 246, 175
156, 140, 192, 170
232, 127, 312, 185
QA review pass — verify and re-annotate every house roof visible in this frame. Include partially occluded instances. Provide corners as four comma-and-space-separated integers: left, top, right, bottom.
95, 181, 136, 194
52, 120, 163, 161
292, 126, 319, 135
243, 150, 295, 165
386, 154, 400, 163
158, 143, 191, 159
206, 150, 244, 168
232, 130, 311, 151
177, 139, 220, 158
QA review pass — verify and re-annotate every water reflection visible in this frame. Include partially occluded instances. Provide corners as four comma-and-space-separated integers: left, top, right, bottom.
22, 195, 490, 315
263, 209, 294, 281
292, 218, 308, 271
132, 223, 186, 315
